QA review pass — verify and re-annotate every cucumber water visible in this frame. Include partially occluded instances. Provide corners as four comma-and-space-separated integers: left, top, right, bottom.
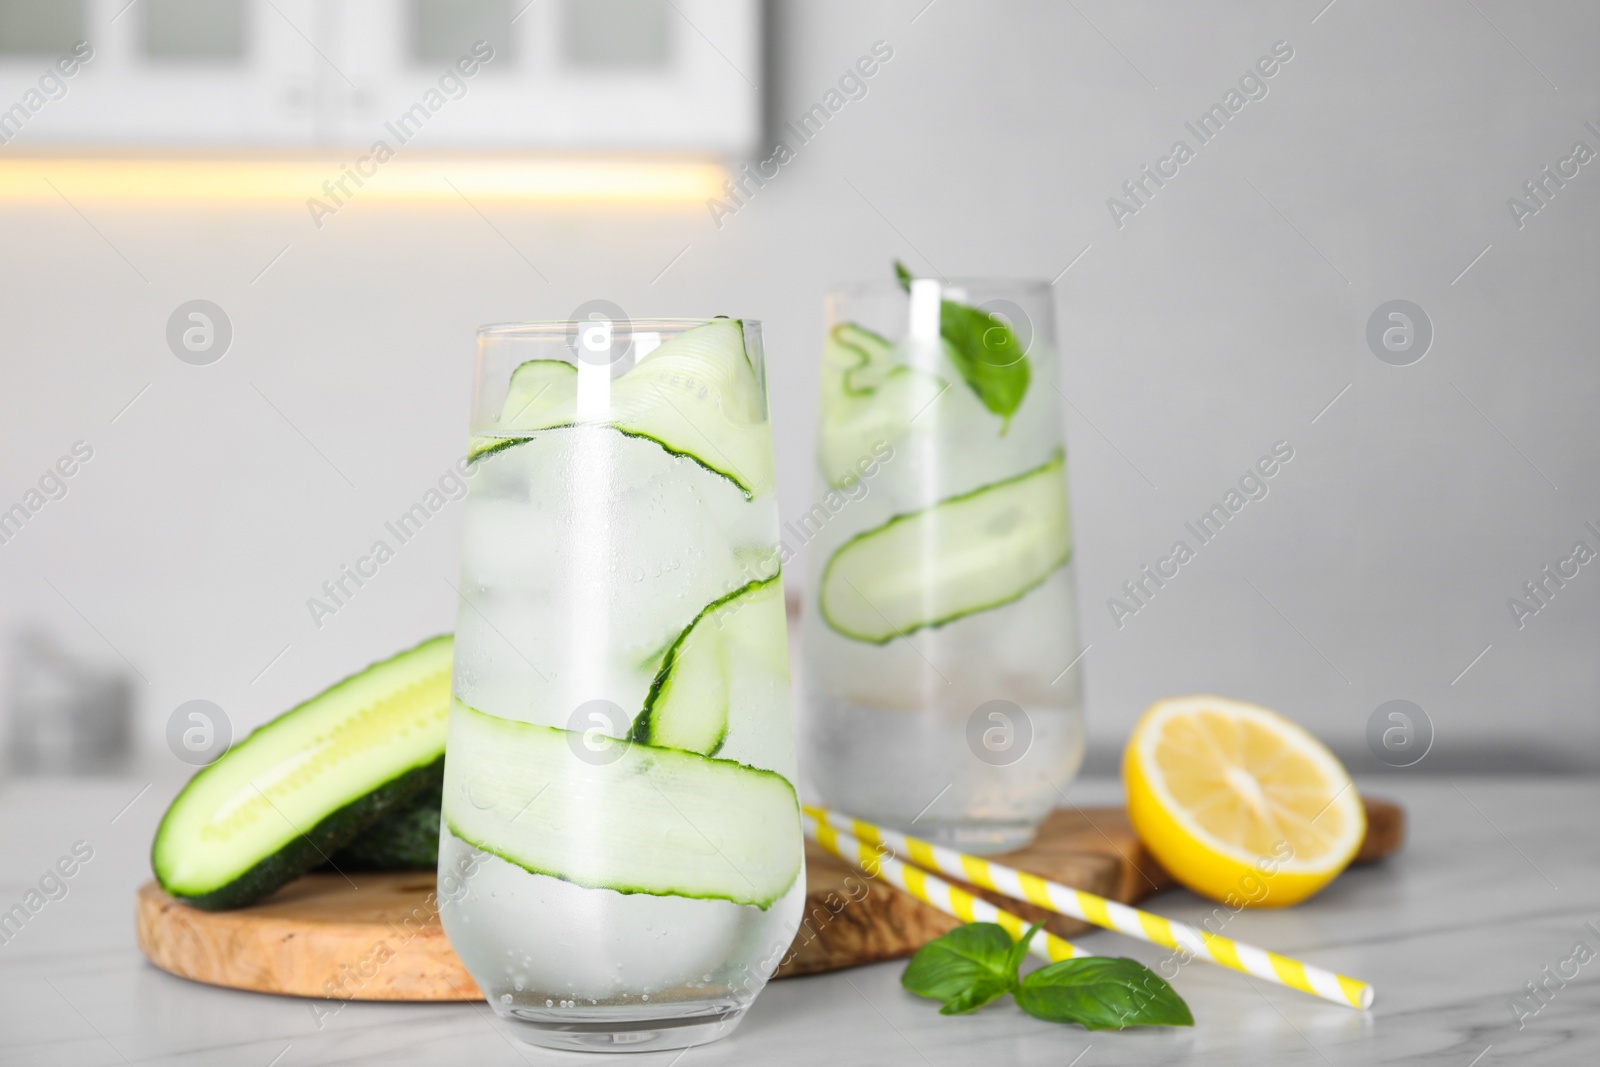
443, 319, 801, 1045
803, 274, 1086, 854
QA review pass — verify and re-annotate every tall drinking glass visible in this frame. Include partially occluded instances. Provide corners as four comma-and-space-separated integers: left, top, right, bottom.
801, 277, 1084, 853
440, 318, 803, 1052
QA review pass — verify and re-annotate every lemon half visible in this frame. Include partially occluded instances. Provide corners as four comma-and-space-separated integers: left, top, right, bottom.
1124, 695, 1365, 908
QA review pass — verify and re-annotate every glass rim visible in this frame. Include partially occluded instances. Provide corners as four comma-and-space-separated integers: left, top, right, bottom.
828, 277, 1053, 297
476, 317, 757, 339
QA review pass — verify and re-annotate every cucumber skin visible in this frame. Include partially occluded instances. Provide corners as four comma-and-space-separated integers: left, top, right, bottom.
166, 758, 443, 911
467, 436, 523, 463
616, 427, 757, 500
468, 319, 762, 498
329, 776, 443, 871
819, 452, 1071, 644
151, 634, 451, 911
629, 573, 781, 754
471, 425, 757, 499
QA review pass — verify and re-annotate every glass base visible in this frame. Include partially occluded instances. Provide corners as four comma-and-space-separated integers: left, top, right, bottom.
499, 1001, 746, 1053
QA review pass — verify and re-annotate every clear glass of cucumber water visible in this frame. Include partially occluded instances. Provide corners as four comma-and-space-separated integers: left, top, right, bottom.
440, 318, 804, 1052
801, 273, 1085, 853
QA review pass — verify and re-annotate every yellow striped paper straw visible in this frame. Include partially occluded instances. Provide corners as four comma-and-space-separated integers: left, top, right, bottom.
804, 805, 1373, 1010
802, 813, 1091, 964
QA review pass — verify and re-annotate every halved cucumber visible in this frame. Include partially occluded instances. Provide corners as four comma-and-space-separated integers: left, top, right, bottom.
444, 699, 801, 909
818, 322, 947, 487
152, 636, 452, 909
471, 319, 773, 498
631, 574, 786, 756
819, 452, 1072, 643
329, 777, 442, 871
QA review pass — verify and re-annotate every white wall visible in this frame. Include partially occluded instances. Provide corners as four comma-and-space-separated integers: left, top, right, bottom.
1, 0, 1595, 775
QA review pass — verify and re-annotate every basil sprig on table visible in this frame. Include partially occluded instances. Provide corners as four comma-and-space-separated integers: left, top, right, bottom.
900, 921, 1040, 1015
893, 261, 1031, 429
901, 922, 1194, 1030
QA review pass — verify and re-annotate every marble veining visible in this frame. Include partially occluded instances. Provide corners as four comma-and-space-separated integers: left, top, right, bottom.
0, 776, 1596, 1065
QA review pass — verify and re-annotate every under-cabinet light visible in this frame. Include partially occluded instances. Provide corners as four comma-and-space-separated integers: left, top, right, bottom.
0, 153, 726, 205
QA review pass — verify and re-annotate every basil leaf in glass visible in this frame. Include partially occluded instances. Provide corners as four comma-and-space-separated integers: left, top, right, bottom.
892, 260, 1031, 429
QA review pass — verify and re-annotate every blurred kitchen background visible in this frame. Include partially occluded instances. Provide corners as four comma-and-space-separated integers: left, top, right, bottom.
0, 0, 1595, 784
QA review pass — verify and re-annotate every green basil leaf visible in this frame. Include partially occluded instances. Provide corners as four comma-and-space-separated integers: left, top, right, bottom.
901, 922, 1020, 1003
890, 261, 1031, 428
937, 976, 1015, 1016
939, 300, 1030, 427
894, 259, 915, 292
1016, 957, 1194, 1031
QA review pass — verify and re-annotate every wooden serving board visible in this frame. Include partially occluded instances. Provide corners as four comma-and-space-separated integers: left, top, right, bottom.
136, 800, 1403, 1000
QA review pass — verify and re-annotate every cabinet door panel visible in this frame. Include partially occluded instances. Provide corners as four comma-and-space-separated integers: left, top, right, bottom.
0, 0, 320, 145
333, 0, 759, 153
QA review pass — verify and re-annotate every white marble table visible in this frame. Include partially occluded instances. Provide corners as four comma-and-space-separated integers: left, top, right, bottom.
1, 774, 1596, 1066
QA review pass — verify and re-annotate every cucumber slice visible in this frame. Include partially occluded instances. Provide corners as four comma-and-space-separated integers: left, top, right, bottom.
615, 319, 771, 497
819, 368, 946, 487
444, 699, 801, 908
470, 320, 773, 498
469, 360, 579, 462
819, 452, 1072, 643
830, 322, 896, 393
818, 322, 948, 487
631, 574, 785, 756
152, 636, 453, 909
502, 359, 578, 426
